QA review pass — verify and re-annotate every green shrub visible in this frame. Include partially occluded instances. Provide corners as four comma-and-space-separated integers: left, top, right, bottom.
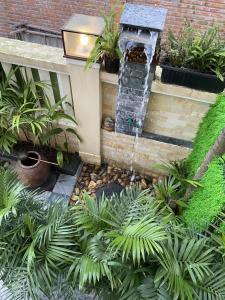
85, 10, 122, 69
0, 66, 80, 166
1, 169, 225, 299
162, 23, 225, 80
183, 156, 225, 231
186, 93, 225, 176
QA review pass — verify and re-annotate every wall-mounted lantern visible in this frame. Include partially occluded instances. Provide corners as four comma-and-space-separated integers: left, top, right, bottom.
62, 14, 105, 61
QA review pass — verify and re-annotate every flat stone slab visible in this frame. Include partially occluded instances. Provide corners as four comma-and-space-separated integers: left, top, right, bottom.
48, 192, 70, 203
58, 153, 81, 176
53, 174, 76, 196
96, 183, 123, 200
120, 4, 167, 31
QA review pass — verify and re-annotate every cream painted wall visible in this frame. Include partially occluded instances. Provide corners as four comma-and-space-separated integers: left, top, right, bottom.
0, 37, 217, 174
101, 130, 191, 177
67, 59, 102, 165
102, 71, 216, 142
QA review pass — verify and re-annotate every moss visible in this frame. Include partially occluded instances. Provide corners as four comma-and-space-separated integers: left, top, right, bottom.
186, 93, 225, 177
183, 156, 225, 231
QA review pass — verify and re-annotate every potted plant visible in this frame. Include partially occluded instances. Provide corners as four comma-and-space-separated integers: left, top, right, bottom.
160, 23, 225, 93
0, 66, 80, 168
86, 11, 122, 73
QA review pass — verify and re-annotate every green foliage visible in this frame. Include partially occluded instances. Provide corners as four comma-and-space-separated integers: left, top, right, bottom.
154, 176, 181, 204
85, 10, 122, 69
154, 161, 201, 212
0, 66, 80, 166
186, 93, 225, 177
183, 156, 225, 231
162, 22, 225, 80
156, 160, 201, 194
1, 169, 225, 299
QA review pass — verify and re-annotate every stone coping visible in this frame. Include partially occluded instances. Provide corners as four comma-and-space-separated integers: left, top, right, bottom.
0, 37, 67, 73
100, 68, 216, 105
0, 37, 217, 104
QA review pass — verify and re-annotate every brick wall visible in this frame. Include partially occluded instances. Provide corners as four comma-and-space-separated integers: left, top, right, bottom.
1, 0, 225, 38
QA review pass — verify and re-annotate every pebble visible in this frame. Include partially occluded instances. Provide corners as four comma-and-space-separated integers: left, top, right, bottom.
4, 162, 10, 168
94, 165, 101, 172
113, 174, 119, 181
73, 163, 153, 199
71, 194, 79, 202
102, 177, 108, 184
102, 117, 115, 132
152, 178, 158, 185
141, 179, 148, 190
90, 173, 98, 182
88, 181, 97, 189
75, 188, 80, 196
82, 166, 87, 172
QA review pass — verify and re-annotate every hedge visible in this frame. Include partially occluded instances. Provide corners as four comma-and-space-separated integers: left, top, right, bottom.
186, 93, 225, 177
183, 156, 225, 231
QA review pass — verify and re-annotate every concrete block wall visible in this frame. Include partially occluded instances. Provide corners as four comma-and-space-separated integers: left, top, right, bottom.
143, 93, 209, 141
102, 72, 216, 142
101, 129, 191, 176
102, 82, 117, 120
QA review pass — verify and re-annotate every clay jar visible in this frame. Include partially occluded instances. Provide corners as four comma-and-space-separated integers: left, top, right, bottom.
16, 151, 50, 188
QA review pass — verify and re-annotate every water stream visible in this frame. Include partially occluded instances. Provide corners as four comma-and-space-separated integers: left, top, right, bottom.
116, 29, 159, 175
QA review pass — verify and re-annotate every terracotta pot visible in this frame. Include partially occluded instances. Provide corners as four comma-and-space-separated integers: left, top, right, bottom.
16, 151, 50, 188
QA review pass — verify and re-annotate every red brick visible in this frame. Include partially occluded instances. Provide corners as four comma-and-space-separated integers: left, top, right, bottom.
0, 0, 225, 39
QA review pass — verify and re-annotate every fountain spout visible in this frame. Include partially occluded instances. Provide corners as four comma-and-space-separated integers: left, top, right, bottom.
115, 4, 167, 136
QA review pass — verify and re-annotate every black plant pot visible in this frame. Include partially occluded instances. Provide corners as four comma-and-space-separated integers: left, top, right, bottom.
161, 65, 225, 93
104, 56, 120, 74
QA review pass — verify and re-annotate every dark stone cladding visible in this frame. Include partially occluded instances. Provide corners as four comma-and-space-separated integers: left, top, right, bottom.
115, 4, 167, 137
115, 61, 155, 136
142, 132, 193, 149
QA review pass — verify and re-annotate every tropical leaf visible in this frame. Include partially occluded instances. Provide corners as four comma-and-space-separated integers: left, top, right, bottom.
108, 216, 167, 264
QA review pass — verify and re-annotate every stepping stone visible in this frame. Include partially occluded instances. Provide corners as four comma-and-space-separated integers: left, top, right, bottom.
96, 182, 123, 200
48, 192, 70, 203
53, 174, 76, 196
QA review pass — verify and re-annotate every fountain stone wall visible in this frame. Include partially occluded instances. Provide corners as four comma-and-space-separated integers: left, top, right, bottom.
115, 4, 167, 136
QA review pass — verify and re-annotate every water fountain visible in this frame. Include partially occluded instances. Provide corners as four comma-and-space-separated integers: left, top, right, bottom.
115, 4, 167, 136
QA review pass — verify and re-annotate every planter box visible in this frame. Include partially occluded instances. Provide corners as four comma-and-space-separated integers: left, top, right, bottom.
161, 65, 225, 93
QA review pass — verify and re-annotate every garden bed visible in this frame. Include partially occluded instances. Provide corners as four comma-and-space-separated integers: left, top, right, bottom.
70, 162, 153, 204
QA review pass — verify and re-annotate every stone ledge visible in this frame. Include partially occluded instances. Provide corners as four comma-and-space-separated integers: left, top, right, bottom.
0, 37, 217, 106
100, 67, 217, 105
0, 37, 68, 73
100, 71, 118, 84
